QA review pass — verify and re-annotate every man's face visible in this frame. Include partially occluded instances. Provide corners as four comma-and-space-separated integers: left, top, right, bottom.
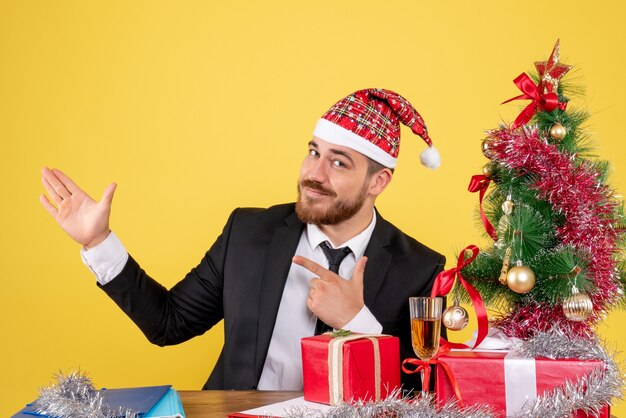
296, 137, 372, 225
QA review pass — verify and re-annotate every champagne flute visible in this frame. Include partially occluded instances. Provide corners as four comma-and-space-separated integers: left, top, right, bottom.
409, 296, 443, 397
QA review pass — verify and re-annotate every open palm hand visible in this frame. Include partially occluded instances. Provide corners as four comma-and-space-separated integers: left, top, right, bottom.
39, 167, 117, 248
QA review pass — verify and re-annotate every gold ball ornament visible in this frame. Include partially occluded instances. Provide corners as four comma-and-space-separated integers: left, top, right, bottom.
506, 262, 536, 294
563, 287, 593, 322
482, 139, 494, 159
442, 299, 469, 331
482, 163, 494, 178
549, 123, 567, 141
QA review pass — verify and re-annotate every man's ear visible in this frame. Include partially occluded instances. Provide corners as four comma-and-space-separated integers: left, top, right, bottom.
368, 168, 393, 197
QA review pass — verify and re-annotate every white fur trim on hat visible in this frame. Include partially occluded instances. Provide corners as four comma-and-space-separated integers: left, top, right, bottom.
313, 118, 398, 169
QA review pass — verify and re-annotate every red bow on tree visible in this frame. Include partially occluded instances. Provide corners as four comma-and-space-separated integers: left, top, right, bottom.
502, 73, 567, 129
502, 40, 571, 129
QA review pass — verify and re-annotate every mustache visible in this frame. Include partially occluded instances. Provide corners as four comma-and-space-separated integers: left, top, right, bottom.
299, 180, 336, 197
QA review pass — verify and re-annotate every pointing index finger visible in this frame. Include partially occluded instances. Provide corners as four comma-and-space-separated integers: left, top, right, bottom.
292, 255, 330, 277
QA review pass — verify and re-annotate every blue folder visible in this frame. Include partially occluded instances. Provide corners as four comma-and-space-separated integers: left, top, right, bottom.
12, 385, 185, 418
144, 388, 186, 417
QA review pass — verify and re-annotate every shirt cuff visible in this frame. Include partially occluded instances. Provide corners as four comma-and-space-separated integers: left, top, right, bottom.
80, 231, 129, 285
341, 305, 383, 334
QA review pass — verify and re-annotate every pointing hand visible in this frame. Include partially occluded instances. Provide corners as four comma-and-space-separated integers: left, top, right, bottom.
292, 255, 368, 329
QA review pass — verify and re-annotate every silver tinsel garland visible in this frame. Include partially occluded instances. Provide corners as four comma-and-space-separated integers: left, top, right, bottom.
284, 327, 623, 418
33, 370, 137, 418
285, 392, 496, 418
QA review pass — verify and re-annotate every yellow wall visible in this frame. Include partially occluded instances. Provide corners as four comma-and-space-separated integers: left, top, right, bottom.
1, 1, 625, 416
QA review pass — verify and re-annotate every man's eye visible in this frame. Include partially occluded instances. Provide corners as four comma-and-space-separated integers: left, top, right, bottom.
332, 160, 345, 168
309, 149, 319, 157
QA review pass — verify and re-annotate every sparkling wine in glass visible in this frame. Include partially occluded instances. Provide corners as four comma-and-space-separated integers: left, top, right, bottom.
409, 297, 443, 397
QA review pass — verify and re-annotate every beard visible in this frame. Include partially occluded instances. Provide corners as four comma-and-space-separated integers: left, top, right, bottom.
295, 179, 368, 225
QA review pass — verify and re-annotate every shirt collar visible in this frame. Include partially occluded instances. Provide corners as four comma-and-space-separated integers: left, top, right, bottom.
305, 209, 377, 260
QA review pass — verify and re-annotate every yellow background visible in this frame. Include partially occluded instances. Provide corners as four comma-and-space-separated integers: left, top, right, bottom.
1, 1, 625, 416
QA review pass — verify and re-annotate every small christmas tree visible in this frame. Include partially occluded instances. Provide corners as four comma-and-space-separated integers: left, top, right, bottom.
459, 40, 626, 340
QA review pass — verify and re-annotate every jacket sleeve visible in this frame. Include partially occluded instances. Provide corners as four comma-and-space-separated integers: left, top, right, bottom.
98, 208, 240, 346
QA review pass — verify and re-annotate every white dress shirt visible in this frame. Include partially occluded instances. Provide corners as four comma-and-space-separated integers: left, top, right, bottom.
80, 210, 382, 390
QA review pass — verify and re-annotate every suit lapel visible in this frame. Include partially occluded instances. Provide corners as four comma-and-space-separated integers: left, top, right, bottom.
363, 211, 393, 307
254, 210, 304, 379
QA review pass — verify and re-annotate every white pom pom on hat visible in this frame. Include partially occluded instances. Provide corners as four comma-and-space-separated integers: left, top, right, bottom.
420, 145, 441, 169
312, 88, 440, 169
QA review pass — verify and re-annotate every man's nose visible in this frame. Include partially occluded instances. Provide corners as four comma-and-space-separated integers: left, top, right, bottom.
306, 158, 328, 182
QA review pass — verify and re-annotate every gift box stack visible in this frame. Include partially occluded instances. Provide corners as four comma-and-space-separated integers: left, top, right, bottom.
301, 333, 400, 405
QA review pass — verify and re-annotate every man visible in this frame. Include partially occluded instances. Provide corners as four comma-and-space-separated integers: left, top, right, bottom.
39, 88, 445, 391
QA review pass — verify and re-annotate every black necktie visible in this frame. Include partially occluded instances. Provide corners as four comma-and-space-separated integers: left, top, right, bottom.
314, 241, 352, 335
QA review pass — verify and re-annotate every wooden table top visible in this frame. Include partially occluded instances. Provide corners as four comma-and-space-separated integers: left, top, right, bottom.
179, 390, 617, 418
179, 390, 302, 417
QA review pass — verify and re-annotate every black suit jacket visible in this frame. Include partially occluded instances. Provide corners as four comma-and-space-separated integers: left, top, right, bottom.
100, 203, 445, 390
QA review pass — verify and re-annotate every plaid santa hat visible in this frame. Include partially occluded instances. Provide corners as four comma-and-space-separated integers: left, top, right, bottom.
313, 88, 440, 169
